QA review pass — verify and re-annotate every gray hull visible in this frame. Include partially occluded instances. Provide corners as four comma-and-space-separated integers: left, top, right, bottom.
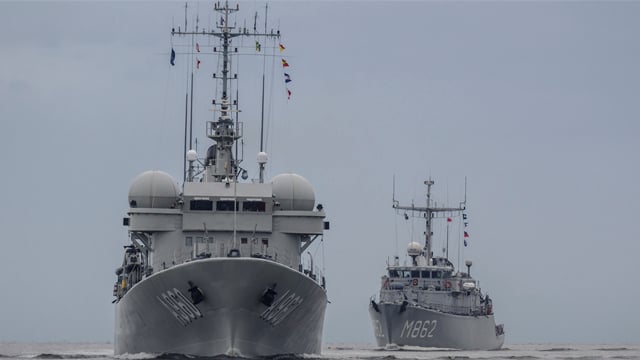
115, 258, 327, 357
369, 302, 504, 350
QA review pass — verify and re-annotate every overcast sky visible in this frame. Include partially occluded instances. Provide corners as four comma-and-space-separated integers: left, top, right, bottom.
1, 0, 639, 346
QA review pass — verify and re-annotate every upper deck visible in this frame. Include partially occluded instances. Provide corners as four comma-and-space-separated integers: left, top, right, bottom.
384, 257, 477, 293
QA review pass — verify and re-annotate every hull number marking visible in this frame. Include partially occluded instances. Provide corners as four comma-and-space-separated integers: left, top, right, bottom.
157, 288, 203, 327
400, 320, 437, 338
260, 290, 304, 326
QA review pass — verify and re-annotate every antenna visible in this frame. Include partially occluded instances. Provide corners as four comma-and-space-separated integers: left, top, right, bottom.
253, 11, 257, 33
235, 86, 240, 181
183, 93, 189, 183
392, 175, 399, 258
462, 176, 468, 208
258, 3, 270, 183
264, 3, 268, 33
393, 178, 466, 266
446, 216, 450, 259
173, 1, 280, 184
392, 175, 396, 206
189, 72, 194, 155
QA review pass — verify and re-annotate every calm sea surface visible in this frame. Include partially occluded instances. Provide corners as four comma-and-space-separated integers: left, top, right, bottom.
0, 343, 638, 360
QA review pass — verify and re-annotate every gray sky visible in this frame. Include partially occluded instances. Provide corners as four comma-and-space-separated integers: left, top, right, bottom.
1, 0, 639, 345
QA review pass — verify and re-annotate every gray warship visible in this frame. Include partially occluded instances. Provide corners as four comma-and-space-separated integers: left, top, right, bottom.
113, 2, 329, 357
369, 179, 504, 350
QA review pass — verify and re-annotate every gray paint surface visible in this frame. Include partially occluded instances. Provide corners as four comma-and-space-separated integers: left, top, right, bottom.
1, 1, 640, 345
116, 258, 327, 356
369, 303, 504, 350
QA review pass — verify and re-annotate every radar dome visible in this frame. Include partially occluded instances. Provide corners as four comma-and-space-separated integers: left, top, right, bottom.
257, 152, 268, 164
272, 173, 315, 211
186, 149, 198, 162
128, 170, 180, 209
407, 242, 422, 257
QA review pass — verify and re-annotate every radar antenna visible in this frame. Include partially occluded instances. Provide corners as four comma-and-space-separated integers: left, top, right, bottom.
172, 1, 280, 184
393, 178, 466, 266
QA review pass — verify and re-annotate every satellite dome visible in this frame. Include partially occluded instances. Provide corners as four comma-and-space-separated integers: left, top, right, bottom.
272, 173, 315, 211
128, 170, 179, 209
407, 242, 422, 257
186, 149, 198, 162
257, 151, 268, 164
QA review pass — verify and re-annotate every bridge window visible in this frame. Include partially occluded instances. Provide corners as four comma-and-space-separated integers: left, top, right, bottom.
411, 270, 420, 278
195, 236, 213, 244
190, 199, 213, 211
421, 270, 431, 278
216, 200, 239, 211
242, 201, 266, 212
187, 236, 213, 245
389, 270, 400, 278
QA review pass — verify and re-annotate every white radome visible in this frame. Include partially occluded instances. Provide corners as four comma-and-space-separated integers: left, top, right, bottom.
257, 151, 268, 164
462, 282, 477, 290
271, 173, 315, 211
186, 149, 198, 162
128, 170, 179, 209
407, 241, 422, 256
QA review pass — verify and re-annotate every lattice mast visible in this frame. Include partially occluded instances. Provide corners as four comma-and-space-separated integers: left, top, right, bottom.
393, 179, 466, 265
172, 1, 280, 184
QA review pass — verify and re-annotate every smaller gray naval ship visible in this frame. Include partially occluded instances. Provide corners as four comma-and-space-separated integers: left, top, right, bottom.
113, 2, 329, 357
369, 179, 504, 350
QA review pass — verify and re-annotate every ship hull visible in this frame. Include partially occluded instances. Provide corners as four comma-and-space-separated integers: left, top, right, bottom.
369, 302, 504, 350
115, 257, 327, 357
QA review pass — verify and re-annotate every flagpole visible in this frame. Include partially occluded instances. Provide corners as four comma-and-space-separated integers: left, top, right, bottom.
446, 221, 449, 260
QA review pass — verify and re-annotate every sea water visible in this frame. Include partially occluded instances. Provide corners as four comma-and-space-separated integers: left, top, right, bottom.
0, 343, 638, 360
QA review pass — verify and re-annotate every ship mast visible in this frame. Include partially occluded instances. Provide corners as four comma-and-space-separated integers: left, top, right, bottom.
393, 179, 465, 265
172, 1, 280, 184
